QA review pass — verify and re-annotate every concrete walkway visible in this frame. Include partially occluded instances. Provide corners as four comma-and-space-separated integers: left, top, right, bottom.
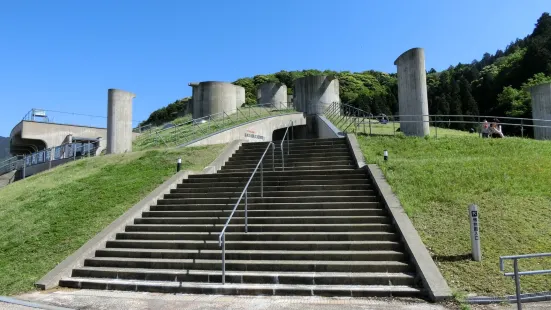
14, 290, 451, 310
9, 290, 551, 310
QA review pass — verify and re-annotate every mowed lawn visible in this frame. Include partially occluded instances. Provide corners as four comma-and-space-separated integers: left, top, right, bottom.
358, 135, 551, 296
0, 144, 225, 295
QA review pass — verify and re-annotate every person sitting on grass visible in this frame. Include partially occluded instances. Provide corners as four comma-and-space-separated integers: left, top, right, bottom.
481, 119, 490, 138
489, 119, 504, 138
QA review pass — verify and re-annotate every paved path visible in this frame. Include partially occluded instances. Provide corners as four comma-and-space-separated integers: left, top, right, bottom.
15, 290, 450, 310
9, 289, 551, 310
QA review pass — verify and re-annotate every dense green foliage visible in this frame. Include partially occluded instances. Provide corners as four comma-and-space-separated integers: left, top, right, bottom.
138, 98, 191, 127
142, 13, 551, 134
0, 144, 225, 295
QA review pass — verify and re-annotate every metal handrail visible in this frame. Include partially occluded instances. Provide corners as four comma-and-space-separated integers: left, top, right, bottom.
218, 142, 275, 284
324, 102, 551, 138
280, 121, 293, 171
499, 253, 551, 310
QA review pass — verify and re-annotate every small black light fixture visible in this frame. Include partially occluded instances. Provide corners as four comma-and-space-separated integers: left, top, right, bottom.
384, 150, 388, 161
177, 158, 182, 172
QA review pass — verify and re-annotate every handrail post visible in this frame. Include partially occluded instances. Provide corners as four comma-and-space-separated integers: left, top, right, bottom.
272, 143, 275, 172
222, 234, 226, 284
261, 160, 264, 198
287, 127, 290, 155
245, 189, 248, 233
281, 143, 285, 171
514, 258, 522, 310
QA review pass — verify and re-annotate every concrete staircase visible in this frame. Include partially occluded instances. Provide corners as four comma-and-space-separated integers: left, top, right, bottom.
60, 138, 423, 297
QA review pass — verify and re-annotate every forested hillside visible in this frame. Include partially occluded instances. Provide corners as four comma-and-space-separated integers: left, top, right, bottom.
140, 13, 551, 130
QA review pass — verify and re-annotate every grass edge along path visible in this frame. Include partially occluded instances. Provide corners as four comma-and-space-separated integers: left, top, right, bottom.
0, 144, 225, 295
358, 135, 551, 297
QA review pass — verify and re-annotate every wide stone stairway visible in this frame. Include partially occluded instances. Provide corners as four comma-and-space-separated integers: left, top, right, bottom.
60, 138, 423, 297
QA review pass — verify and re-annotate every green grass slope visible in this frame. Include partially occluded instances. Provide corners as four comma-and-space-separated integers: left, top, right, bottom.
134, 106, 295, 151
0, 144, 225, 295
359, 136, 551, 296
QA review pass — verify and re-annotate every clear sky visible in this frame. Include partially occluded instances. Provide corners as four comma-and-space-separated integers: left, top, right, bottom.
0, 0, 548, 136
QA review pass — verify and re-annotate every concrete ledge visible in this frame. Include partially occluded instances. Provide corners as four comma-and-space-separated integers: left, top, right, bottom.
366, 165, 452, 301
316, 115, 345, 138
343, 133, 451, 301
0, 296, 73, 310
202, 140, 245, 174
35, 169, 197, 290
345, 134, 366, 168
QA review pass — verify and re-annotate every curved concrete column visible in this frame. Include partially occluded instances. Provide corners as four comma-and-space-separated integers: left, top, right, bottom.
107, 89, 135, 154
189, 81, 239, 119
394, 48, 430, 137
293, 76, 340, 115
235, 85, 246, 107
529, 82, 551, 140
257, 82, 288, 109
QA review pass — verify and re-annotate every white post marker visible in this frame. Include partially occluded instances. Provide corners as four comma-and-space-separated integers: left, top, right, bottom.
469, 204, 482, 261
383, 150, 388, 161
176, 158, 182, 172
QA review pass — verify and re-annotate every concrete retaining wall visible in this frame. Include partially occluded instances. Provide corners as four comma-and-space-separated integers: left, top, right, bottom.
345, 134, 451, 301
185, 113, 306, 147
316, 115, 344, 138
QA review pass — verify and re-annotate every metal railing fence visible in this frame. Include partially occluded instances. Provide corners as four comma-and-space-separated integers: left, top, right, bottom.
500, 253, 551, 310
323, 102, 551, 139
0, 142, 100, 179
133, 102, 295, 150
218, 142, 275, 284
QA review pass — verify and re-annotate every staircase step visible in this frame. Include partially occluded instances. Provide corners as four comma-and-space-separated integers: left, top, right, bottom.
220, 165, 355, 173
115, 231, 397, 242
142, 208, 385, 218
105, 240, 401, 251
188, 169, 366, 178
125, 223, 395, 233
59, 278, 422, 297
150, 202, 381, 211
223, 159, 354, 166
172, 184, 373, 192
230, 152, 352, 161
156, 196, 378, 205
226, 156, 353, 163
179, 179, 370, 186
164, 190, 376, 198
71, 267, 415, 286
83, 257, 413, 273
134, 215, 392, 225
95, 248, 405, 261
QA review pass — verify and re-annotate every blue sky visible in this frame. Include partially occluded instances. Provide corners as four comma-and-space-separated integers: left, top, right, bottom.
0, 0, 548, 136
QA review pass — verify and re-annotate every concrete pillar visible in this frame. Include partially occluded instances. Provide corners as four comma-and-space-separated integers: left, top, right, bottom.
394, 48, 430, 137
235, 85, 246, 108
107, 89, 135, 154
529, 82, 551, 140
257, 82, 288, 109
293, 76, 340, 115
189, 82, 239, 119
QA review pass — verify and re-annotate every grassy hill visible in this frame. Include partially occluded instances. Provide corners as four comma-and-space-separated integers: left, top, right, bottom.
358, 135, 551, 296
0, 144, 225, 295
